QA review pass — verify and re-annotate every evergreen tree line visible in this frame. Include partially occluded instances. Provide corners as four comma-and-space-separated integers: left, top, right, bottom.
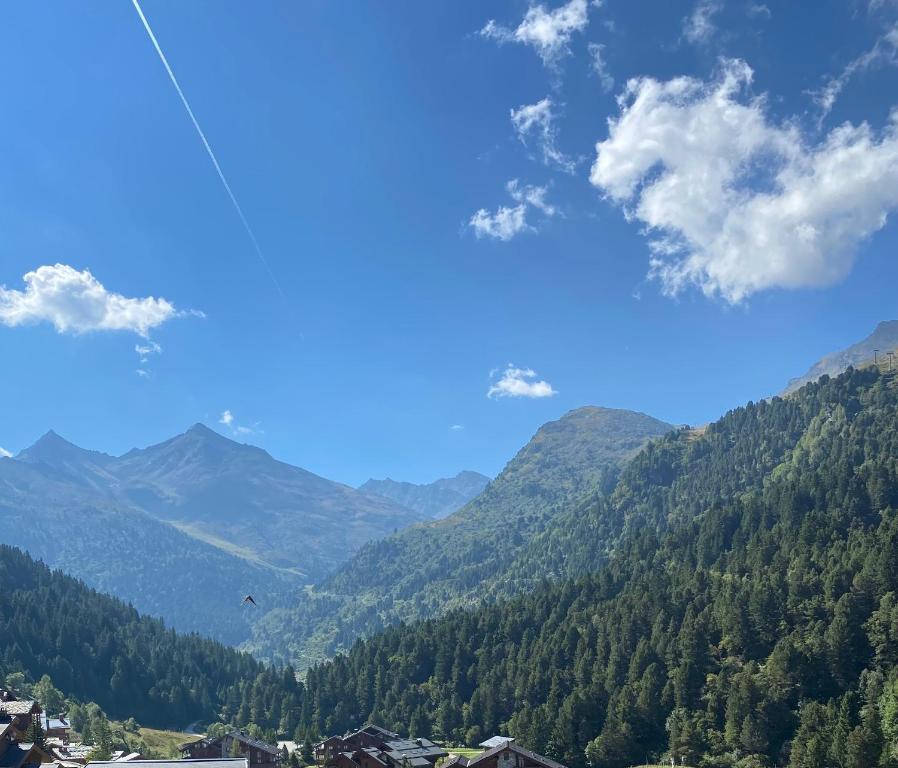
299, 368, 898, 768
0, 548, 304, 733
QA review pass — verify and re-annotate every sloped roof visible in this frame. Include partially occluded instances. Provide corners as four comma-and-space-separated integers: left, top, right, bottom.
467, 743, 566, 768
40, 717, 69, 732
90, 761, 248, 768
0, 742, 53, 768
382, 740, 447, 761
181, 732, 276, 756
0, 702, 38, 716
478, 738, 513, 750
228, 732, 277, 755
353, 727, 399, 742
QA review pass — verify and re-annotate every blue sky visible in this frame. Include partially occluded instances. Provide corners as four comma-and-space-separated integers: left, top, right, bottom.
1, 0, 897, 485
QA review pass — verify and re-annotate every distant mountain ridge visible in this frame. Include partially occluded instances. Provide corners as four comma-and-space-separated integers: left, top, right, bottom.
0, 423, 427, 643
13, 423, 424, 576
358, 470, 490, 519
783, 319, 898, 394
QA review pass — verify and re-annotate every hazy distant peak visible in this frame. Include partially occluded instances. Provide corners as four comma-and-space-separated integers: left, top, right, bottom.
784, 320, 898, 395
18, 429, 112, 465
359, 470, 491, 519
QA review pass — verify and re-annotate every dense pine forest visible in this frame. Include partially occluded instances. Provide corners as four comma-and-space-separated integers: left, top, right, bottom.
0, 545, 306, 734
299, 368, 898, 768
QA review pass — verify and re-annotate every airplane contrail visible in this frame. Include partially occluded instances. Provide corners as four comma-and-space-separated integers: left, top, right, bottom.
131, 0, 285, 299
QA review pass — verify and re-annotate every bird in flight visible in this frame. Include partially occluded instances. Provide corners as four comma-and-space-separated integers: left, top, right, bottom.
242, 595, 257, 607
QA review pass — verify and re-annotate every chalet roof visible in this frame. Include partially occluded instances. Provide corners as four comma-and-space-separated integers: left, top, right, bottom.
478, 738, 513, 750
227, 732, 278, 755
40, 718, 69, 732
399, 759, 430, 768
0, 742, 53, 768
181, 732, 277, 756
0, 702, 39, 717
89, 761, 248, 768
467, 743, 567, 768
353, 726, 399, 742
381, 740, 447, 761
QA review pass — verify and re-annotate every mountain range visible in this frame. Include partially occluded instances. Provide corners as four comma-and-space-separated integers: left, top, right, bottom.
17, 423, 424, 575
3, 320, 895, 663
6, 362, 898, 767
0, 424, 432, 643
358, 471, 490, 519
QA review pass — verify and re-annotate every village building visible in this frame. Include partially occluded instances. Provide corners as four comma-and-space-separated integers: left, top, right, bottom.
0, 698, 42, 741
0, 721, 55, 768
442, 741, 566, 768
88, 760, 247, 768
39, 718, 70, 746
314, 727, 446, 768
179, 732, 279, 768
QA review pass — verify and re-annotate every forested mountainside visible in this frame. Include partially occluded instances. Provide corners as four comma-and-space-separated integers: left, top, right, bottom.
359, 471, 490, 519
0, 456, 297, 644
783, 319, 898, 395
246, 407, 673, 666
297, 368, 898, 768
0, 545, 306, 733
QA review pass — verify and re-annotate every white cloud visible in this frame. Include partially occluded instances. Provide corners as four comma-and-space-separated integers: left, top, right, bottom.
588, 43, 614, 93
0, 447, 12, 458
480, 0, 590, 68
811, 25, 898, 121
135, 341, 162, 363
589, 59, 898, 303
488, 364, 557, 399
136, 369, 150, 378
510, 98, 576, 172
508, 179, 556, 215
469, 180, 557, 241
218, 409, 260, 436
449, 424, 465, 431
469, 205, 530, 241
682, 0, 721, 45
0, 264, 199, 337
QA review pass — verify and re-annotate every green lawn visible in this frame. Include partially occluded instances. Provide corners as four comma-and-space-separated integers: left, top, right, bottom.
138, 727, 195, 758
